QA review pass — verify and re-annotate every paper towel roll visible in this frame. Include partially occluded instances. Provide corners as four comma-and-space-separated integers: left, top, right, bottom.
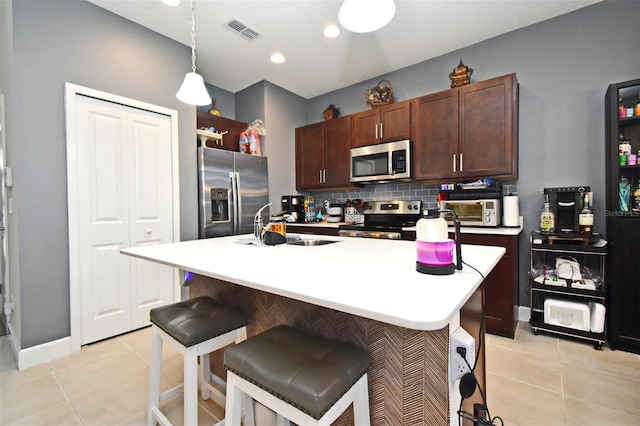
503, 195, 519, 227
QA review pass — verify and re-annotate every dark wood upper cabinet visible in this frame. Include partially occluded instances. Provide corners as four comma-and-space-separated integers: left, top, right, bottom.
323, 117, 353, 187
295, 116, 353, 190
411, 89, 459, 180
196, 111, 247, 152
412, 73, 519, 182
351, 100, 411, 148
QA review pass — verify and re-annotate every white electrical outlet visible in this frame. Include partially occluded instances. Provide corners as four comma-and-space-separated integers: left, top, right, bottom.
450, 327, 475, 382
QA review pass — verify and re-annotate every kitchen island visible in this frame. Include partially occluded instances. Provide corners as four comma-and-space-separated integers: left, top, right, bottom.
121, 235, 505, 425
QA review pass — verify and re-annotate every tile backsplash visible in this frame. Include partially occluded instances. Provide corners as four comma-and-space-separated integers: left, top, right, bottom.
296, 180, 517, 212
300, 182, 441, 211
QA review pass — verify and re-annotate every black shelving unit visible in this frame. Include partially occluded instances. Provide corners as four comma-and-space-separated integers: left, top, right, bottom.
604, 79, 640, 354
529, 232, 607, 349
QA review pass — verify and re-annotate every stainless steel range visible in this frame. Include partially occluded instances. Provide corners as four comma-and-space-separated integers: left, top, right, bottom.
338, 200, 422, 239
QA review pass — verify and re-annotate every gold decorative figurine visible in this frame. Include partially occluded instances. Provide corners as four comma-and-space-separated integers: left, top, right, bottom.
208, 98, 221, 116
449, 59, 473, 88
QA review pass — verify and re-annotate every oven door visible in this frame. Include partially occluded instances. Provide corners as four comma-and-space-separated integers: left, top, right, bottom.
350, 150, 390, 182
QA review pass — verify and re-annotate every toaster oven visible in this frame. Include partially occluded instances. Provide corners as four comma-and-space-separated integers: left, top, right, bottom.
438, 199, 501, 227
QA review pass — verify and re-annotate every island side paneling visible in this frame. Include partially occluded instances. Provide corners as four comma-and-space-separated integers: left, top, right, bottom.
189, 275, 451, 425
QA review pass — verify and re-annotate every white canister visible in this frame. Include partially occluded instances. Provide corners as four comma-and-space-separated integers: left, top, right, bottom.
416, 216, 449, 242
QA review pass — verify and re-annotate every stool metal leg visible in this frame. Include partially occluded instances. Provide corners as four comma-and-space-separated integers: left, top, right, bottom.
200, 352, 212, 400
148, 327, 163, 426
184, 346, 199, 426
352, 374, 371, 426
224, 372, 244, 426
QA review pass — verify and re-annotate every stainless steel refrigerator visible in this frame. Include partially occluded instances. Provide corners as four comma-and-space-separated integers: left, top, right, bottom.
198, 146, 269, 238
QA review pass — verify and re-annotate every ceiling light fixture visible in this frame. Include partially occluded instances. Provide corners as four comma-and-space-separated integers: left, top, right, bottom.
270, 53, 286, 64
161, 0, 182, 6
338, 0, 396, 33
176, 0, 211, 106
323, 24, 341, 38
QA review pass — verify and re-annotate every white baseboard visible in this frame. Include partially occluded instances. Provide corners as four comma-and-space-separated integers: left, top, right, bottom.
7, 322, 73, 370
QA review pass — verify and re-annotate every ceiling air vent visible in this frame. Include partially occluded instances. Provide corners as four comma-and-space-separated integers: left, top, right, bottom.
225, 18, 262, 41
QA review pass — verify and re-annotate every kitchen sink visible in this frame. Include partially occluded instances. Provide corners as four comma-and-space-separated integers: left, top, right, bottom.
286, 239, 340, 246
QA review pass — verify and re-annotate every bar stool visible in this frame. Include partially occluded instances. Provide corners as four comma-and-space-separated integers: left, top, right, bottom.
223, 324, 370, 426
147, 296, 248, 426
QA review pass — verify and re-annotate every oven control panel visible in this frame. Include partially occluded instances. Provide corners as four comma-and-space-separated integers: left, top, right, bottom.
364, 200, 422, 215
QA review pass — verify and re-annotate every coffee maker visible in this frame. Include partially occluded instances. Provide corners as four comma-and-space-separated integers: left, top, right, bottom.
544, 186, 591, 234
281, 195, 305, 223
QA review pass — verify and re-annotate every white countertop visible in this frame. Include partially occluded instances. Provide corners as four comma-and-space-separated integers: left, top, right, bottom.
121, 235, 505, 331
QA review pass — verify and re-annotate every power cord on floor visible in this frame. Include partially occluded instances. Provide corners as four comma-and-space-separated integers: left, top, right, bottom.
456, 260, 504, 426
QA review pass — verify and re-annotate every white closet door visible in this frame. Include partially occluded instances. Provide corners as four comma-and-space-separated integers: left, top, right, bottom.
127, 108, 175, 329
75, 95, 175, 345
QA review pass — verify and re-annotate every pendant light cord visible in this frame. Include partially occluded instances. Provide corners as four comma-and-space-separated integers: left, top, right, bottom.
189, 0, 197, 73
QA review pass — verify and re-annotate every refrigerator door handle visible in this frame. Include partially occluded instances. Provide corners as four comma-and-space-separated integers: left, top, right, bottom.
234, 172, 243, 234
230, 172, 240, 234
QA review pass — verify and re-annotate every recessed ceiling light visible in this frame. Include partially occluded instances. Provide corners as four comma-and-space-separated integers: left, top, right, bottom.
270, 53, 286, 64
161, 0, 182, 6
323, 24, 341, 38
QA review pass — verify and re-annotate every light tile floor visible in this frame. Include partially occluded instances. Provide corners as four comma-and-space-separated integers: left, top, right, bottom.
1, 322, 639, 425
485, 322, 640, 426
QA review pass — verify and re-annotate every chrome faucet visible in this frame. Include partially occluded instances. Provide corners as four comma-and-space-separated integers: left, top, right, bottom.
254, 202, 272, 240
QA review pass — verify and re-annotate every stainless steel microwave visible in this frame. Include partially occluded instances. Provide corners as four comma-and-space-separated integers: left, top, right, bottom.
438, 199, 502, 227
350, 139, 411, 183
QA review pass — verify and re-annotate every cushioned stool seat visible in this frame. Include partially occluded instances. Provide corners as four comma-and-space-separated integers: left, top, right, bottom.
224, 324, 370, 426
150, 296, 248, 347
147, 296, 248, 426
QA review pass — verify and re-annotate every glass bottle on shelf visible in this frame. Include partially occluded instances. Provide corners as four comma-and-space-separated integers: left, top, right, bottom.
619, 133, 631, 166
619, 176, 631, 212
540, 193, 555, 234
579, 193, 594, 235
635, 93, 640, 117
619, 97, 625, 118
633, 180, 640, 212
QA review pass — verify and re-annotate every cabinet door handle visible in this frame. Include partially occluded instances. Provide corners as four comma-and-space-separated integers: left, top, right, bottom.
380, 123, 383, 139
375, 124, 378, 140
323, 169, 327, 183
319, 170, 323, 183
460, 153, 463, 172
453, 154, 457, 173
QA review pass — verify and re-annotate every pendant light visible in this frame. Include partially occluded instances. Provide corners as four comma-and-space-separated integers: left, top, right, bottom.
338, 0, 396, 33
176, 0, 211, 106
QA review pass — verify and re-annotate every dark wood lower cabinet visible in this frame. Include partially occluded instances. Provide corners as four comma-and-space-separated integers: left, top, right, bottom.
606, 216, 640, 354
454, 233, 519, 339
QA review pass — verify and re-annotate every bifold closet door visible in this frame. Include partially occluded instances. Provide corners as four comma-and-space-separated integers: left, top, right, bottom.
74, 95, 175, 345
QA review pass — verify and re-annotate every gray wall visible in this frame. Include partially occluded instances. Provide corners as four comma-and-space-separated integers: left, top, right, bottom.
8, 0, 200, 348
304, 0, 639, 308
262, 81, 307, 207
196, 83, 236, 119
234, 80, 308, 211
